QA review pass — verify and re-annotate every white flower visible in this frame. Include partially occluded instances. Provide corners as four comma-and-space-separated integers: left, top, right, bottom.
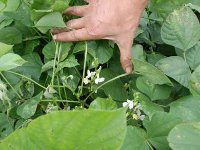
123, 99, 134, 109
139, 115, 145, 121
86, 70, 96, 78
84, 77, 89, 85
95, 77, 105, 84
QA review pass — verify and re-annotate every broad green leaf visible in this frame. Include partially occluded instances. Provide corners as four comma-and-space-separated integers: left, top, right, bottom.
96, 41, 113, 64
189, 65, 200, 96
137, 92, 164, 119
132, 59, 172, 85
0, 1, 5, 11
0, 113, 13, 139
56, 55, 79, 72
121, 126, 150, 150
0, 27, 22, 44
89, 97, 117, 110
0, 53, 26, 71
17, 93, 42, 119
35, 12, 66, 33
186, 42, 200, 70
147, 53, 166, 65
170, 95, 200, 122
136, 76, 171, 101
131, 44, 146, 61
0, 42, 13, 57
0, 109, 127, 150
144, 112, 182, 150
149, 0, 186, 19
14, 53, 43, 81
42, 41, 72, 61
41, 60, 54, 72
100, 69, 128, 101
161, 6, 200, 51
156, 56, 191, 87
168, 122, 200, 150
3, 0, 20, 11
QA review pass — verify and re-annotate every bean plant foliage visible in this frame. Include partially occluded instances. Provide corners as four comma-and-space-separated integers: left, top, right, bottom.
0, 0, 200, 149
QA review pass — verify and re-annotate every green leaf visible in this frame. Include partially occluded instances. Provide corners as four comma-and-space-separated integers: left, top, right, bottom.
161, 6, 200, 51
149, 0, 186, 19
14, 53, 43, 81
100, 69, 128, 101
96, 41, 113, 64
89, 97, 117, 110
186, 42, 200, 70
144, 112, 182, 150
35, 12, 66, 33
0, 27, 22, 44
17, 93, 42, 119
3, 0, 21, 11
0, 53, 26, 71
121, 126, 150, 150
131, 44, 146, 61
42, 41, 72, 61
137, 93, 164, 119
189, 65, 200, 96
170, 95, 200, 122
57, 55, 79, 72
0, 113, 13, 139
0, 108, 127, 150
136, 76, 171, 101
132, 59, 172, 85
156, 56, 191, 87
0, 42, 13, 57
168, 122, 200, 150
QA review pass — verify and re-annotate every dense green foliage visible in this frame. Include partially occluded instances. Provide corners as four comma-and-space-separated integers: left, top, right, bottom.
0, 0, 200, 149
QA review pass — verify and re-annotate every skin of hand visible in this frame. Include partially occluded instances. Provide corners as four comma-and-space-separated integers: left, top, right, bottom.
52, 0, 148, 74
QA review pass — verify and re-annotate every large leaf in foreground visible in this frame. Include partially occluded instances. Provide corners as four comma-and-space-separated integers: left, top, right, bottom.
0, 42, 13, 57
132, 59, 172, 85
161, 6, 200, 51
0, 53, 26, 71
168, 123, 200, 150
156, 56, 191, 87
121, 126, 150, 150
189, 65, 200, 96
0, 109, 127, 150
143, 112, 181, 150
186, 42, 200, 70
170, 96, 200, 122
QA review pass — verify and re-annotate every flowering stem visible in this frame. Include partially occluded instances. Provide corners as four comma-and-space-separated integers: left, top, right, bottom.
6, 71, 46, 89
79, 41, 88, 97
84, 73, 129, 103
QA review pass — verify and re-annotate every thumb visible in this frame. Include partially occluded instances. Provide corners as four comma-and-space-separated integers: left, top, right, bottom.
116, 36, 133, 74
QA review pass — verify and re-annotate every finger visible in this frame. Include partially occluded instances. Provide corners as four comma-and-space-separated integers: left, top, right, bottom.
51, 18, 86, 34
64, 5, 89, 17
66, 18, 85, 30
116, 37, 133, 74
53, 28, 97, 42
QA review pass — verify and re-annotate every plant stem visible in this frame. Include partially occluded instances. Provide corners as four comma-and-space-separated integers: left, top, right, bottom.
41, 99, 80, 103
79, 41, 88, 97
6, 71, 46, 89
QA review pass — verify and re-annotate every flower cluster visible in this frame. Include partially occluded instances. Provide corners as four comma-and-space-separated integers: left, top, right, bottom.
123, 99, 145, 121
84, 67, 105, 85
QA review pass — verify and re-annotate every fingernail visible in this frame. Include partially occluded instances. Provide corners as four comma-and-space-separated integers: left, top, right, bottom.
125, 67, 132, 74
53, 35, 57, 40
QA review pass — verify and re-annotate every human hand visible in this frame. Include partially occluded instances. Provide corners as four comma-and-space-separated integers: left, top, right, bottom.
52, 0, 148, 74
